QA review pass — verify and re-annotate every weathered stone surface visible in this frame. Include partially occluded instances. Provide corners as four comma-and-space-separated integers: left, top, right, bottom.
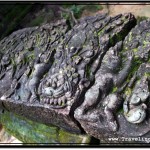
0, 13, 136, 135
0, 19, 82, 133
74, 19, 150, 142
0, 12, 150, 143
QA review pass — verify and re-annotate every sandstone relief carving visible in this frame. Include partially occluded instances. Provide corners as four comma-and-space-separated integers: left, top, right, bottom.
0, 13, 149, 142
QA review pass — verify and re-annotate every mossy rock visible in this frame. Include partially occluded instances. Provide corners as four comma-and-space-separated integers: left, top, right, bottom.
0, 111, 91, 144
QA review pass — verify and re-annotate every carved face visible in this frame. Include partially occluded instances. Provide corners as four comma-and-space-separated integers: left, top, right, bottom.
39, 42, 96, 108
40, 65, 79, 107
39, 45, 80, 107
38, 13, 136, 108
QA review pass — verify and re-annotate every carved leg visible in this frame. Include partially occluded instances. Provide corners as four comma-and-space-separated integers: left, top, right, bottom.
104, 107, 118, 131
103, 93, 123, 132
29, 91, 39, 103
28, 77, 39, 103
115, 51, 134, 87
74, 106, 99, 122
81, 85, 101, 114
28, 63, 52, 104
74, 83, 101, 122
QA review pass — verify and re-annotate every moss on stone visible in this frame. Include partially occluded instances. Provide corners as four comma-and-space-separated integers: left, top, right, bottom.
133, 48, 138, 53
98, 29, 104, 37
124, 87, 132, 96
109, 36, 115, 46
0, 111, 58, 143
58, 129, 91, 144
25, 53, 35, 63
144, 72, 150, 78
121, 52, 143, 97
116, 32, 123, 42
136, 16, 148, 24
146, 32, 150, 37
11, 58, 16, 66
128, 32, 132, 42
112, 86, 118, 93
117, 108, 123, 114
86, 65, 91, 79
126, 56, 142, 81
35, 33, 42, 47
0, 111, 90, 144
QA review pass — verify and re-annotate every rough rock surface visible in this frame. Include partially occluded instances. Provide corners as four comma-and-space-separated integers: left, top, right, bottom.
74, 18, 150, 142
0, 13, 149, 143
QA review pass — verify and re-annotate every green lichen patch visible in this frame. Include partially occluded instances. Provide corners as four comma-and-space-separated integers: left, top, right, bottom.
116, 32, 123, 42
11, 57, 16, 66
121, 46, 128, 53
137, 16, 149, 24
0, 111, 90, 144
133, 48, 138, 53
124, 87, 132, 96
111, 87, 118, 93
117, 108, 123, 114
146, 32, 150, 37
143, 40, 150, 48
85, 65, 92, 80
0, 111, 58, 143
98, 29, 104, 36
24, 53, 35, 64
58, 129, 91, 144
127, 55, 142, 79
128, 32, 132, 42
144, 72, 150, 78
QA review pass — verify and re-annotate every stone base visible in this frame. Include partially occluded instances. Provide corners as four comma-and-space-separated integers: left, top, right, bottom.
75, 113, 150, 143
0, 99, 82, 134
0, 111, 91, 144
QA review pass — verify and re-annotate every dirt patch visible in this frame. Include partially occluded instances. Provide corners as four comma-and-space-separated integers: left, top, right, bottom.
108, 4, 150, 18
81, 3, 150, 20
